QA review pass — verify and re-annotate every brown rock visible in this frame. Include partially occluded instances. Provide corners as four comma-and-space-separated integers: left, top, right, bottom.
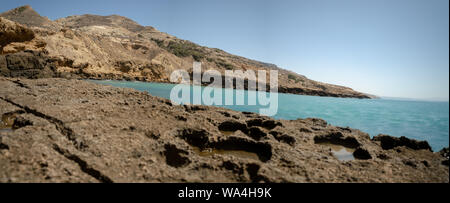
1, 51, 56, 79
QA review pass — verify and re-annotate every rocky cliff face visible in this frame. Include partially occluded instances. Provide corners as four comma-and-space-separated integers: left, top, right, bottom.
1, 5, 373, 98
0, 77, 447, 182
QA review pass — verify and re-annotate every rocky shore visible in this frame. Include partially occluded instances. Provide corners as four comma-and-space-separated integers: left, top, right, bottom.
0, 77, 447, 183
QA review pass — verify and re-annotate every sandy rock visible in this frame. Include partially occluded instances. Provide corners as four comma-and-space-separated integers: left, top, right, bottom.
0, 17, 35, 52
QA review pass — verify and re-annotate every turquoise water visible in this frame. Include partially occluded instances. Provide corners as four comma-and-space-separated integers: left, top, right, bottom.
90, 80, 449, 151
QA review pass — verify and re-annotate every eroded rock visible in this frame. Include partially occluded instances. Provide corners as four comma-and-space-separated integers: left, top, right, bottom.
0, 17, 35, 49
373, 134, 432, 151
314, 131, 360, 148
0, 77, 447, 183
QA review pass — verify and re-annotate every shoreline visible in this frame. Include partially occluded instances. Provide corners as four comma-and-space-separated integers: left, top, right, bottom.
0, 77, 448, 183
83, 74, 375, 99
87, 78, 376, 100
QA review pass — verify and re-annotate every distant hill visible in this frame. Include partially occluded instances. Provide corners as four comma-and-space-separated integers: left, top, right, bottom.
0, 5, 61, 30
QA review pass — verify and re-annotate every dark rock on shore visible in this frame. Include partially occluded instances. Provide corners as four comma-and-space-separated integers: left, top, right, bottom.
440, 148, 449, 166
373, 134, 432, 151
0, 51, 56, 78
278, 86, 372, 99
0, 77, 447, 183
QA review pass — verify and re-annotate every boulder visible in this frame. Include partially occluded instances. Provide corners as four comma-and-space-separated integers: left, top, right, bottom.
373, 134, 432, 151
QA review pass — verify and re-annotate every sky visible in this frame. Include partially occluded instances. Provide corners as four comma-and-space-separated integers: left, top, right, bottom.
1, 0, 449, 101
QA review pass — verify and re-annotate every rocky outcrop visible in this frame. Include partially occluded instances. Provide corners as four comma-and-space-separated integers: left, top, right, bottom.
0, 17, 34, 53
373, 134, 433, 151
0, 77, 447, 183
0, 17, 47, 55
0, 51, 57, 78
279, 86, 371, 99
0, 6, 375, 99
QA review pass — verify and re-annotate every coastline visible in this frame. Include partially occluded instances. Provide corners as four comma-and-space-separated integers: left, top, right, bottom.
84, 75, 375, 99
0, 77, 447, 183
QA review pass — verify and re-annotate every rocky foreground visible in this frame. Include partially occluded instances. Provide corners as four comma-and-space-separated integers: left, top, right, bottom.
0, 77, 448, 183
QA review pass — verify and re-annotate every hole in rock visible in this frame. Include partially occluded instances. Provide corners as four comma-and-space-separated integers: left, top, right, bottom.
219, 130, 235, 136
212, 139, 272, 162
163, 144, 191, 168
179, 128, 272, 162
317, 142, 356, 161
192, 147, 260, 161
0, 113, 16, 133
218, 120, 248, 134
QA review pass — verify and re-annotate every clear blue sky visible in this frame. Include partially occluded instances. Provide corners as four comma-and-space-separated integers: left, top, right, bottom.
1, 0, 449, 100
